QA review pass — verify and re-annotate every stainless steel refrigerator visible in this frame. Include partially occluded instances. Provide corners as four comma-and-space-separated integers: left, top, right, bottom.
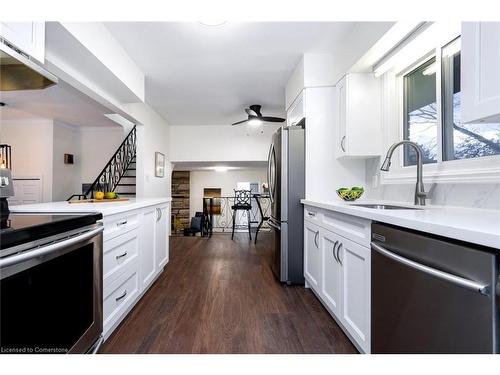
267, 121, 305, 284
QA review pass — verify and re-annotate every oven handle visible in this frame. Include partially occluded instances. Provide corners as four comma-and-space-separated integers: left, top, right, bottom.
371, 242, 491, 296
0, 226, 104, 269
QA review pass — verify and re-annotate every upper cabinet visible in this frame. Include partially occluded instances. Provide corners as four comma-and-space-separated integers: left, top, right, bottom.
287, 90, 305, 126
335, 73, 381, 158
0, 22, 45, 62
461, 22, 500, 123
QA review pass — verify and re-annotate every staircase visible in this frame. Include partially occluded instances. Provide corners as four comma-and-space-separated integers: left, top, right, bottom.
67, 126, 137, 201
114, 157, 136, 197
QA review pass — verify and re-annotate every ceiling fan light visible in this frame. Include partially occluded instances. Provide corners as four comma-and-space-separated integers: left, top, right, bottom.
248, 119, 262, 126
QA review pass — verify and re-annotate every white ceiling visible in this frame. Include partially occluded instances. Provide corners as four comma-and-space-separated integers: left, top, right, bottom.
0, 80, 123, 128
104, 22, 366, 125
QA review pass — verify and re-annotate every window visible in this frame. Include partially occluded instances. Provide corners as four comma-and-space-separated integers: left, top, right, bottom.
441, 38, 500, 161
401, 36, 500, 167
403, 57, 438, 166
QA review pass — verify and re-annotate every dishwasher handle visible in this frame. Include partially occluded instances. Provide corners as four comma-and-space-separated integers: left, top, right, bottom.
371, 242, 491, 296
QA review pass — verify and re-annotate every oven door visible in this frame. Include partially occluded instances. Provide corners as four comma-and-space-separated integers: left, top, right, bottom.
0, 224, 103, 354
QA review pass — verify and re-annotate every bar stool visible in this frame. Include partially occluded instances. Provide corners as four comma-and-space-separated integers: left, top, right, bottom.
231, 189, 252, 240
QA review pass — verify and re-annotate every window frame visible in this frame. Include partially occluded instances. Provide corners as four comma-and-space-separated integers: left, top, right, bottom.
380, 34, 500, 185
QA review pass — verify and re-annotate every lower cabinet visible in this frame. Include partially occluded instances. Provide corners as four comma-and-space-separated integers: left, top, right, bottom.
304, 206, 371, 353
304, 221, 322, 290
102, 202, 170, 339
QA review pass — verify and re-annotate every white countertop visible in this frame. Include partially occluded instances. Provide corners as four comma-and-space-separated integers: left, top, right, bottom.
10, 197, 172, 217
301, 199, 500, 249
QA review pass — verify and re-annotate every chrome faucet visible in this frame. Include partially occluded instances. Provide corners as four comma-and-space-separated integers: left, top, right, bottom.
380, 140, 428, 206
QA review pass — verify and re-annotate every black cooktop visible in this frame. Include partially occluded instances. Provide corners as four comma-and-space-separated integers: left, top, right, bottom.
0, 212, 103, 250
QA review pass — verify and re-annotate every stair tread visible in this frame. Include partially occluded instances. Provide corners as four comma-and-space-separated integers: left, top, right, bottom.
117, 183, 136, 186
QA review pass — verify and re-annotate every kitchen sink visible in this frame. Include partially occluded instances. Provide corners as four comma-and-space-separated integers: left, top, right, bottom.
349, 203, 423, 210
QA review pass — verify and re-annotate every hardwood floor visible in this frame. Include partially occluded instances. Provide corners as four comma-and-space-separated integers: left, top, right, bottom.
100, 233, 357, 354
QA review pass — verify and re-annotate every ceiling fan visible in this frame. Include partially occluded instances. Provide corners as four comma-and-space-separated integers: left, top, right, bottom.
231, 104, 285, 126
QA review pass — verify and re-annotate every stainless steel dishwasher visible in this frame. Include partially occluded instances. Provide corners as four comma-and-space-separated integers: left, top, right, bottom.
371, 222, 499, 354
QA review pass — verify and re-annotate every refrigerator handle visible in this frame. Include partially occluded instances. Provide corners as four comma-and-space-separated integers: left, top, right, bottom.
267, 143, 275, 204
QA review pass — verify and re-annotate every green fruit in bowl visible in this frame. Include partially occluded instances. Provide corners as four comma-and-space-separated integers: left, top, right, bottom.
336, 186, 364, 201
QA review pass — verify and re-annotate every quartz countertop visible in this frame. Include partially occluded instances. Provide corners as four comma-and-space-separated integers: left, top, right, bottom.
10, 197, 172, 217
301, 199, 500, 249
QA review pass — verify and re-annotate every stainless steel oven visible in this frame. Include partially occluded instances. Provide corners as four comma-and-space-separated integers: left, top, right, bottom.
0, 222, 104, 354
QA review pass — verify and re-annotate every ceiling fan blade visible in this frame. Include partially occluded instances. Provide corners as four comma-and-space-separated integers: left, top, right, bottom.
231, 119, 249, 126
260, 116, 286, 123
245, 108, 258, 117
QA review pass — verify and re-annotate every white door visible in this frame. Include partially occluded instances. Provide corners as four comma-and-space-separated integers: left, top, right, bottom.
339, 236, 371, 353
320, 229, 342, 318
155, 205, 169, 271
304, 221, 321, 291
461, 22, 500, 123
140, 208, 157, 289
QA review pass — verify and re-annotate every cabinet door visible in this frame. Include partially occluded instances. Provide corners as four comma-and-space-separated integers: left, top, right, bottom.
339, 237, 371, 353
461, 22, 500, 123
287, 91, 305, 126
0, 22, 45, 61
304, 221, 321, 291
140, 209, 157, 289
336, 76, 347, 156
155, 205, 169, 271
320, 229, 342, 318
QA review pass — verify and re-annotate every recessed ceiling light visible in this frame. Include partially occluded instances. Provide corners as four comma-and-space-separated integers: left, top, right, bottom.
198, 20, 227, 27
214, 166, 228, 172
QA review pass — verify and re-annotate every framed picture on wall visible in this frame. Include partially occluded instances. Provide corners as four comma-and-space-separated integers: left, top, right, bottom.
155, 152, 165, 178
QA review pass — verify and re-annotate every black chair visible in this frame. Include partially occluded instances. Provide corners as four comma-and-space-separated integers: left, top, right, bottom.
231, 189, 252, 240
183, 213, 203, 236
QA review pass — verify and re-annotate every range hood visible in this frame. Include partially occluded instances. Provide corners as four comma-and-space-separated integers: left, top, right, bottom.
0, 41, 57, 91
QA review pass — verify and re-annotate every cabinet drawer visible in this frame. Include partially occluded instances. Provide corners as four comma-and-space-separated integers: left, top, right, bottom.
103, 260, 140, 330
321, 210, 370, 248
304, 206, 322, 223
103, 228, 139, 283
103, 212, 139, 241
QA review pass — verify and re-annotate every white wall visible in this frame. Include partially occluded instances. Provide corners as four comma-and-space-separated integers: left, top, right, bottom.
189, 168, 267, 218
124, 102, 171, 198
170, 124, 280, 163
1, 119, 54, 202
79, 127, 124, 183
52, 121, 81, 201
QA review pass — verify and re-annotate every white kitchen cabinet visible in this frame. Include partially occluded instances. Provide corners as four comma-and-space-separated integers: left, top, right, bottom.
339, 236, 371, 353
335, 73, 381, 158
303, 205, 371, 353
304, 220, 322, 291
140, 208, 157, 289
0, 22, 45, 62
287, 90, 305, 126
461, 22, 500, 123
155, 205, 169, 271
320, 229, 342, 318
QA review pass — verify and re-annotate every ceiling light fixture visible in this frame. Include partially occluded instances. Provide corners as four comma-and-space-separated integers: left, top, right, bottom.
214, 166, 228, 172
198, 20, 227, 27
248, 119, 262, 126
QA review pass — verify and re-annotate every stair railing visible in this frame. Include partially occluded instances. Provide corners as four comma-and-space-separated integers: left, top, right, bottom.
68, 126, 137, 200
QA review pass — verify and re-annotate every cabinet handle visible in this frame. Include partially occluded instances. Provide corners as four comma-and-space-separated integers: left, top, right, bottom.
340, 136, 346, 152
307, 211, 316, 217
117, 220, 127, 227
159, 208, 162, 221
115, 290, 127, 302
337, 243, 343, 266
115, 251, 128, 260
314, 231, 319, 248
332, 240, 339, 262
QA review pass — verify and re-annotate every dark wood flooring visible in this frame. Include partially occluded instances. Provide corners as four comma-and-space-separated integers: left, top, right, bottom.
100, 233, 357, 354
